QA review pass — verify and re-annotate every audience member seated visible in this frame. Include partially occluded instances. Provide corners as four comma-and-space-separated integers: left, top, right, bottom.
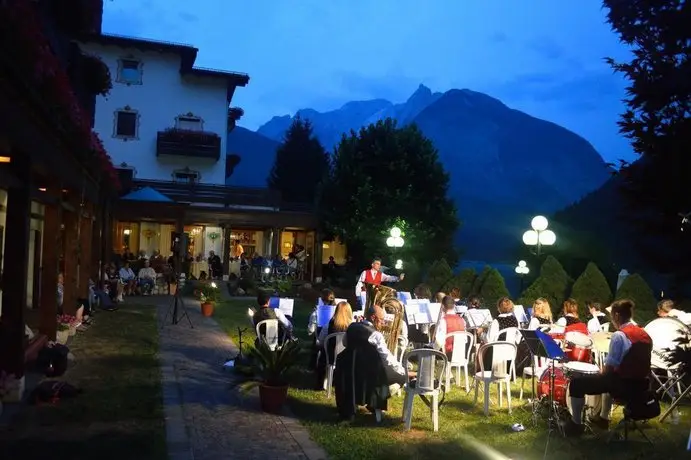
528, 297, 553, 330
150, 250, 166, 273
434, 295, 466, 359
316, 301, 353, 388
137, 259, 157, 295
587, 301, 608, 333
252, 291, 293, 345
557, 298, 588, 334
118, 262, 137, 296
657, 299, 691, 325
208, 250, 222, 279
563, 299, 653, 436
104, 263, 123, 302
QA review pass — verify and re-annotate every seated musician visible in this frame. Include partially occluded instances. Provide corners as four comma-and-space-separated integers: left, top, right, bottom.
467, 296, 482, 309
252, 291, 294, 343
528, 297, 553, 330
586, 301, 608, 333
307, 289, 335, 369
344, 305, 409, 386
316, 301, 353, 388
434, 295, 466, 358
413, 283, 432, 300
564, 299, 652, 436
486, 297, 519, 341
657, 299, 691, 325
556, 298, 588, 334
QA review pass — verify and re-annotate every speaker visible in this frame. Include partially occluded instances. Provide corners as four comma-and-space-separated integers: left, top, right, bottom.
179, 233, 189, 256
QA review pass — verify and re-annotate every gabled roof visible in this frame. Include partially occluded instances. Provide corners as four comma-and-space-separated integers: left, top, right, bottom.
81, 33, 250, 98
121, 186, 173, 203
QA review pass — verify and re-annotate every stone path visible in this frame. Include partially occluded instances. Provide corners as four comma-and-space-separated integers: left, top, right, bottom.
130, 296, 328, 460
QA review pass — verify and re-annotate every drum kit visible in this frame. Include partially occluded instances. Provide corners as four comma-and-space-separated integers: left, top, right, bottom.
525, 329, 601, 434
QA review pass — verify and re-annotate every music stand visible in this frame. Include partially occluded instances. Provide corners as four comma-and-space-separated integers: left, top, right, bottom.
520, 330, 565, 447
160, 273, 193, 329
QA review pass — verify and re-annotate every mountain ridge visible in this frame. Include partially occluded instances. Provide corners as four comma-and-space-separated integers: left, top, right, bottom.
229, 84, 611, 261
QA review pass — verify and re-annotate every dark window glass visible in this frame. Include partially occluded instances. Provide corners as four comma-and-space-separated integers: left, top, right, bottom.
116, 111, 137, 137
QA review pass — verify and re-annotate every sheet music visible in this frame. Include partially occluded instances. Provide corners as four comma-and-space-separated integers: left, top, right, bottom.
454, 304, 468, 314
317, 297, 348, 306
397, 291, 412, 304
278, 298, 294, 317
414, 313, 429, 325
513, 304, 528, 324
428, 303, 442, 324
268, 297, 280, 308
317, 304, 336, 327
465, 309, 492, 328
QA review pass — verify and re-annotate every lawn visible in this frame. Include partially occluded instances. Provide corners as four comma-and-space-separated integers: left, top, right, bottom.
0, 303, 167, 460
214, 298, 691, 460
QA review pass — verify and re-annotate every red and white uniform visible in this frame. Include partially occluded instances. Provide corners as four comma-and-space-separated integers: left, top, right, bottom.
355, 269, 399, 297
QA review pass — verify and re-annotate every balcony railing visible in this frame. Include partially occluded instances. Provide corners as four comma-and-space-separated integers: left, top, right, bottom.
156, 129, 221, 161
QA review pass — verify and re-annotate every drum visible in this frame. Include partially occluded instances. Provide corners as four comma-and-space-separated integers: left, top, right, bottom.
564, 361, 600, 379
537, 367, 568, 406
564, 331, 593, 363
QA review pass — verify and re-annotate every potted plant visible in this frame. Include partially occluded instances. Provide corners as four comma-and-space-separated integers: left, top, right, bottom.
199, 282, 220, 317
56, 323, 70, 344
241, 340, 300, 413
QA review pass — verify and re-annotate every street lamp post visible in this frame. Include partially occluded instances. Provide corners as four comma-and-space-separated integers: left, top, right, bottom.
522, 215, 556, 256
386, 226, 404, 271
514, 260, 529, 292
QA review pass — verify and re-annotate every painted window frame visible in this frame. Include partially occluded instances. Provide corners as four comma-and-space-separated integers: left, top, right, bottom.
116, 57, 144, 85
113, 107, 140, 140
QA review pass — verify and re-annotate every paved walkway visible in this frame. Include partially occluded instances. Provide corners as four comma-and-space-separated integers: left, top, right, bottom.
132, 296, 328, 460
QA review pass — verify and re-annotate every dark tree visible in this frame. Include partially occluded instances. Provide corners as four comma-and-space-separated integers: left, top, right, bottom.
267, 117, 329, 204
603, 0, 691, 291
319, 118, 459, 269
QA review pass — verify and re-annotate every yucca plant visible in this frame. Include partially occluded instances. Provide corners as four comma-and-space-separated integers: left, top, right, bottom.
241, 339, 301, 389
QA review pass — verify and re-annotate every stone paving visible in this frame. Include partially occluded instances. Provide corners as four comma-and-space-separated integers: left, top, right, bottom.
129, 295, 328, 460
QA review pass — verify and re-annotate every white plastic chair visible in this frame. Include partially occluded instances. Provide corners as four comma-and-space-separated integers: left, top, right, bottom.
256, 319, 283, 351
497, 327, 521, 382
474, 342, 517, 416
396, 336, 410, 363
323, 332, 346, 398
401, 348, 447, 431
445, 331, 475, 392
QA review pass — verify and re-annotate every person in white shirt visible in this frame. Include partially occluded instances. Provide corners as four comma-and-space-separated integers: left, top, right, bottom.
354, 258, 404, 298
657, 299, 691, 325
344, 305, 410, 385
118, 262, 136, 295
586, 302, 609, 333
527, 297, 553, 330
137, 259, 157, 295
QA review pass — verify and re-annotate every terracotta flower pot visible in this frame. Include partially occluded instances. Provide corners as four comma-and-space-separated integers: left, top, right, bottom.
259, 384, 288, 414
200, 302, 214, 317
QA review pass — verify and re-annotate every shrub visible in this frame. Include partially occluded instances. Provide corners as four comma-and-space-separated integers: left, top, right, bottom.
569, 262, 613, 317
398, 259, 423, 293
472, 266, 492, 296
477, 268, 510, 310
443, 268, 477, 298
615, 273, 657, 324
425, 258, 453, 293
519, 256, 572, 316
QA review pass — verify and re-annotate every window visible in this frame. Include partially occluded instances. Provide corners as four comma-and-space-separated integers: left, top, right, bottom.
116, 58, 143, 85
175, 115, 203, 131
113, 109, 139, 139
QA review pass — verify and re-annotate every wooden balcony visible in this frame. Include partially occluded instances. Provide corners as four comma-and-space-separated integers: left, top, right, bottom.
156, 129, 221, 161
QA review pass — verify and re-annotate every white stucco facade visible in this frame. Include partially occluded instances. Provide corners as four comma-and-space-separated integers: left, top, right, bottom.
80, 41, 231, 185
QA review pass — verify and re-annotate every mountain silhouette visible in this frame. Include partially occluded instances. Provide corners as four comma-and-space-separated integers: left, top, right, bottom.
230, 85, 611, 262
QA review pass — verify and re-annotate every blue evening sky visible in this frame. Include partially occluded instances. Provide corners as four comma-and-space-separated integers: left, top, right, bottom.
102, 0, 634, 163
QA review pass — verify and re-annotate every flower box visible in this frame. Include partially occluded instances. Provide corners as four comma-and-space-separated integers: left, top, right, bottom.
56, 329, 69, 344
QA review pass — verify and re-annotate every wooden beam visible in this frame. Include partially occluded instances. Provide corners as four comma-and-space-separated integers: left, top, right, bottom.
39, 197, 61, 340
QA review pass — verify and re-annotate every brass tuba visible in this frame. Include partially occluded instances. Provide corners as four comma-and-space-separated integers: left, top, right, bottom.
364, 283, 404, 354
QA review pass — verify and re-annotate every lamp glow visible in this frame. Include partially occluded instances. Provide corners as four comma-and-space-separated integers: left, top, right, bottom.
539, 229, 556, 246
390, 226, 402, 238
522, 230, 538, 246
531, 215, 549, 232
123, 229, 131, 235
386, 236, 395, 247
264, 267, 270, 274
210, 282, 217, 288
518, 260, 527, 267
395, 259, 403, 270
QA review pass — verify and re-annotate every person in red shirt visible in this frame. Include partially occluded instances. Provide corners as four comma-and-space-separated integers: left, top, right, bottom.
563, 299, 653, 436
354, 258, 404, 298
434, 296, 466, 358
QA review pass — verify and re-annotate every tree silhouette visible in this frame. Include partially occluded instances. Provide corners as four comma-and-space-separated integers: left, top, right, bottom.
603, 0, 691, 291
319, 118, 459, 269
267, 117, 329, 204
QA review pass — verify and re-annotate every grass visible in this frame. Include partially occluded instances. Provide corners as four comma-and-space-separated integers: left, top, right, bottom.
214, 299, 691, 460
0, 303, 167, 460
